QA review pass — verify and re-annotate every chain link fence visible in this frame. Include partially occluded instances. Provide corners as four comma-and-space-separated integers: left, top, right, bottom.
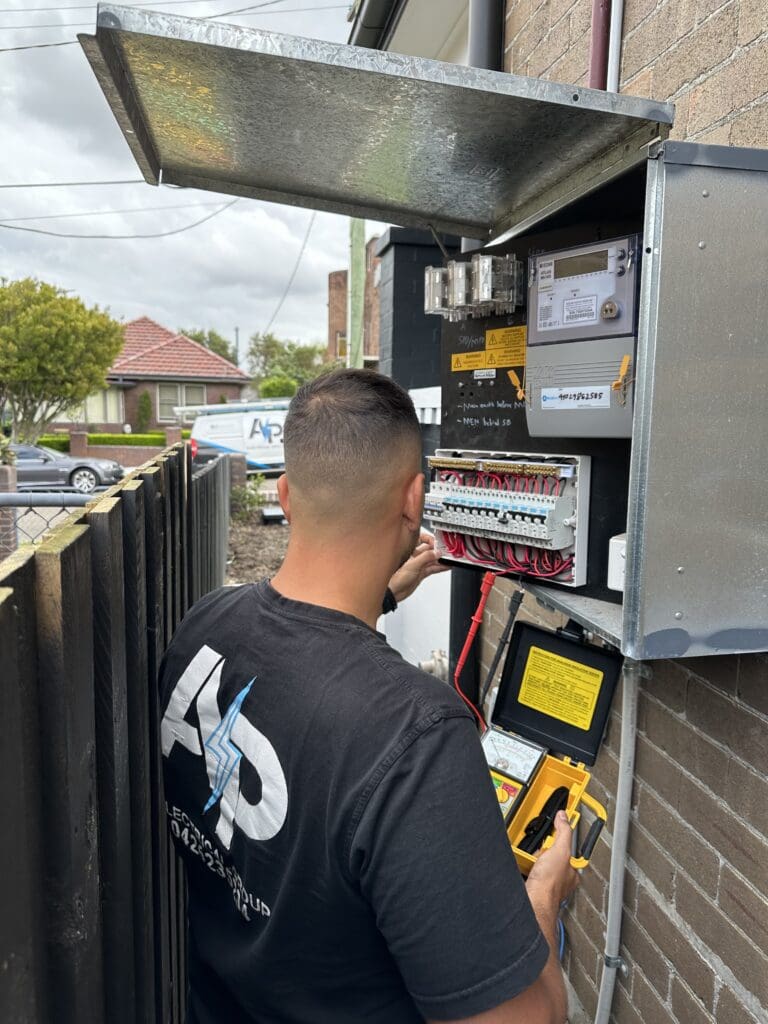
0, 493, 92, 559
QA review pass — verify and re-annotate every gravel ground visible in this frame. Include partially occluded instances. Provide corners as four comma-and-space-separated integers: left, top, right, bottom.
227, 515, 290, 584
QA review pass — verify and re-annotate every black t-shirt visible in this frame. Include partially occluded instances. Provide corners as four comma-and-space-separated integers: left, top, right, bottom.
159, 582, 548, 1023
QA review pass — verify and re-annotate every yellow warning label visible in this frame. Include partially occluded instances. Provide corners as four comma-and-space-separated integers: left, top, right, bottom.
519, 646, 603, 731
450, 326, 526, 372
451, 351, 487, 371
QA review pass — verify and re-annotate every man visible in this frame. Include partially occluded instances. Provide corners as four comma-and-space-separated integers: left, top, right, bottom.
160, 369, 577, 1024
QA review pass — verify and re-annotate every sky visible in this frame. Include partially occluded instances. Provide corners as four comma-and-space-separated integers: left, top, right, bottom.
0, 0, 383, 360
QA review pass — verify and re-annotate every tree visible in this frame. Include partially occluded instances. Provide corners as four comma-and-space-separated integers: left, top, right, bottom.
0, 278, 123, 442
182, 327, 238, 366
136, 389, 152, 432
247, 332, 328, 393
259, 375, 298, 398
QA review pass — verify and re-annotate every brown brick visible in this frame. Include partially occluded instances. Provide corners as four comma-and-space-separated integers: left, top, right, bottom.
568, 885, 606, 953
674, 873, 768, 1007
644, 659, 689, 713
613, 982, 644, 1024
579, 851, 608, 914
653, 4, 738, 99
568, 950, 599, 1019
688, 41, 768, 133
641, 695, 729, 795
623, 65, 654, 98
737, 653, 768, 718
738, 0, 768, 45
723, 757, 768, 838
670, 975, 715, 1022
528, 16, 571, 78
718, 864, 768, 953
669, 89, 690, 139
505, 0, 533, 43
632, 968, 672, 1023
634, 734, 682, 808
566, 914, 602, 982
696, 0, 734, 24
685, 680, 768, 775
691, 121, 732, 143
621, 2, 683, 81
623, 0, 657, 36
568, 0, 592, 40
623, 870, 638, 915
627, 821, 676, 899
681, 654, 738, 695
636, 885, 716, 1006
512, 1, 551, 73
714, 986, 762, 1024
549, 25, 590, 86
588, 830, 613, 880
677, 773, 768, 894
637, 787, 720, 895
619, 914, 671, 1004
728, 99, 768, 147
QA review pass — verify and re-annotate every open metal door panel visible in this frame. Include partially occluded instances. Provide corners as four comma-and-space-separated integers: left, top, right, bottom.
80, 5, 673, 239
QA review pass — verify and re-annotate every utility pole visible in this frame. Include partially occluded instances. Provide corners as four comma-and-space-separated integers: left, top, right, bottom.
347, 218, 365, 368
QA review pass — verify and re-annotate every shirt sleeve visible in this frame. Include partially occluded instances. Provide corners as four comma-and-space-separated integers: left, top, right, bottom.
348, 712, 549, 1021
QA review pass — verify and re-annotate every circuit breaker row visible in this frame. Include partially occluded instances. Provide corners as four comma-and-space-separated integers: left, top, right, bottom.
425, 451, 590, 587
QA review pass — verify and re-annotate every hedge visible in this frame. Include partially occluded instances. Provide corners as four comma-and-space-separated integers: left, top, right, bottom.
38, 435, 70, 452
88, 433, 166, 446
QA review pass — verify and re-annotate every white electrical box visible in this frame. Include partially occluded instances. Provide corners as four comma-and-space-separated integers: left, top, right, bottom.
424, 449, 590, 588
607, 533, 626, 592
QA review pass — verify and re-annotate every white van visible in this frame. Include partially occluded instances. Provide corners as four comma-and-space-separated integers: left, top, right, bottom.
180, 401, 291, 473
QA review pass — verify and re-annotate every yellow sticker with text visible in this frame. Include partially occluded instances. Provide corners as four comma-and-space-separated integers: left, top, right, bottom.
518, 646, 603, 731
485, 326, 526, 366
451, 351, 487, 371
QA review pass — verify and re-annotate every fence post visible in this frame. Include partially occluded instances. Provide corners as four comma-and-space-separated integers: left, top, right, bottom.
0, 462, 18, 559
35, 524, 105, 1023
0, 548, 47, 1023
87, 496, 137, 1024
120, 479, 157, 1023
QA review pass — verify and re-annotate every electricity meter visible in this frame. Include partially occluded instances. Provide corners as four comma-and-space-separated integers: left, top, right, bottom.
525, 236, 640, 438
424, 266, 449, 317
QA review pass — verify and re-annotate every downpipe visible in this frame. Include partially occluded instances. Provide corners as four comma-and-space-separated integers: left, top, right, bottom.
593, 657, 647, 1024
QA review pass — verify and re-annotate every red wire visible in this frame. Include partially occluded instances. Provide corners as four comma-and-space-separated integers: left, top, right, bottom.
454, 570, 495, 732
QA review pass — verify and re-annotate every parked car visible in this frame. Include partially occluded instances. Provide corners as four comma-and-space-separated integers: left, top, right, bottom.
11, 444, 123, 493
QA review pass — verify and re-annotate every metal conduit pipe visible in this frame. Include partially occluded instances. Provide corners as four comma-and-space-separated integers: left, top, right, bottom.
593, 657, 646, 1024
606, 0, 626, 92
588, 0, 611, 90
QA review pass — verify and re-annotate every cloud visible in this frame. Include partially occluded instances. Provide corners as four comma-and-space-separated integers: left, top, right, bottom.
0, 2, 384, 354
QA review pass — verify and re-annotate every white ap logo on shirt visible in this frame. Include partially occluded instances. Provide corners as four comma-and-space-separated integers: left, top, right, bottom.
161, 645, 288, 849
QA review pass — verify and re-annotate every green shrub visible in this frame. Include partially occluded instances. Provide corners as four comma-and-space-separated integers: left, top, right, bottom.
259, 375, 297, 398
37, 435, 70, 452
230, 475, 265, 523
88, 432, 166, 447
182, 428, 191, 439
136, 390, 152, 433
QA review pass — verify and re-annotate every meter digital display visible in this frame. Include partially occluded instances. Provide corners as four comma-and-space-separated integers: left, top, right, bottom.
554, 250, 608, 279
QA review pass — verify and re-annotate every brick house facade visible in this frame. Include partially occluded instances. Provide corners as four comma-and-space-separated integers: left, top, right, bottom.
326, 236, 381, 364
487, 5, 768, 1023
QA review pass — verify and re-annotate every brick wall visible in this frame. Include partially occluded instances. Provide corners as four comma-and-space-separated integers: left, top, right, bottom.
483, 7, 768, 1021
327, 269, 348, 361
504, 0, 768, 143
123, 381, 244, 432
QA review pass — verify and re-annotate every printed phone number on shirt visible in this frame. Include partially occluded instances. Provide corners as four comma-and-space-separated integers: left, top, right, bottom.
167, 804, 271, 921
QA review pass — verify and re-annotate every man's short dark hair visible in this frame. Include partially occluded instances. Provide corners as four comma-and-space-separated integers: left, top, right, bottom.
284, 369, 421, 511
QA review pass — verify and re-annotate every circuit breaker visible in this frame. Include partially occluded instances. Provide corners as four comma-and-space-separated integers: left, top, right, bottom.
425, 449, 590, 587
525, 236, 640, 439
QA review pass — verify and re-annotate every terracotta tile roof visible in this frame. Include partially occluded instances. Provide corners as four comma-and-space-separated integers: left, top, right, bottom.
111, 316, 249, 382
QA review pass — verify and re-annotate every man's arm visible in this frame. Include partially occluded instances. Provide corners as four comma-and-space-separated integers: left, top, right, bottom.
427, 814, 577, 1024
387, 529, 450, 605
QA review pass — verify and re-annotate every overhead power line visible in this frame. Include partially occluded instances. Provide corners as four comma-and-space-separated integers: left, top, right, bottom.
0, 38, 77, 50
0, 179, 145, 188
0, 199, 226, 222
263, 211, 316, 334
0, 197, 239, 238
2, 2, 345, 30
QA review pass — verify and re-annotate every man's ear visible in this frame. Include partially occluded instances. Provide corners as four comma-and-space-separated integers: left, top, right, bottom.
277, 473, 292, 523
402, 471, 424, 533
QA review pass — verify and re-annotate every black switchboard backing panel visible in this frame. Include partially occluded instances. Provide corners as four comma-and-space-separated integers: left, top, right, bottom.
439, 173, 647, 602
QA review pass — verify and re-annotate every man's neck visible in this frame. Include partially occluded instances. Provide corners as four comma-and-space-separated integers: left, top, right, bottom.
271, 532, 394, 630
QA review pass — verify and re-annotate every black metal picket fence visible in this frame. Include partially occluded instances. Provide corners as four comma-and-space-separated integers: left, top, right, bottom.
0, 445, 230, 1024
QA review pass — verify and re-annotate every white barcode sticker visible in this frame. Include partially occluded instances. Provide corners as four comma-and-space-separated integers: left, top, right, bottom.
563, 295, 598, 325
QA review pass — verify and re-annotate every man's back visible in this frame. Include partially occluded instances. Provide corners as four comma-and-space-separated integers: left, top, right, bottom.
160, 582, 547, 1023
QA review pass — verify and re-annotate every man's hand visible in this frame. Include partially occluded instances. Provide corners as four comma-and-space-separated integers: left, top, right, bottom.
525, 811, 580, 906
388, 530, 451, 604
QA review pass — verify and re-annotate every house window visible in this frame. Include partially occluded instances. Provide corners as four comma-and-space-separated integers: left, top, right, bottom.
70, 386, 124, 424
157, 383, 207, 422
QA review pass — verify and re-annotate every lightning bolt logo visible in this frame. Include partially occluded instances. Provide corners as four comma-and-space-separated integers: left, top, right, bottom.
203, 678, 255, 814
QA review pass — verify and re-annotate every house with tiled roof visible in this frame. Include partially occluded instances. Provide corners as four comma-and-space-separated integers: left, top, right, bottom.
58, 316, 249, 431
